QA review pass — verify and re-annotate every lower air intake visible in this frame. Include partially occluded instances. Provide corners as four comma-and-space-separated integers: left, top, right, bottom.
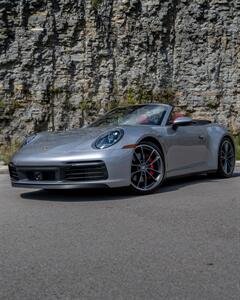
63, 161, 108, 181
8, 164, 19, 181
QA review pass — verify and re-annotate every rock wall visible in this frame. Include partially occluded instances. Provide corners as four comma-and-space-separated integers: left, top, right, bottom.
0, 0, 239, 143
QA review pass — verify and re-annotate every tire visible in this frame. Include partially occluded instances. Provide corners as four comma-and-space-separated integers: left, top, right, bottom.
216, 137, 235, 178
129, 141, 165, 195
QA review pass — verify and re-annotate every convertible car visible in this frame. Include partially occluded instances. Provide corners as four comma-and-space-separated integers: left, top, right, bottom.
9, 104, 236, 194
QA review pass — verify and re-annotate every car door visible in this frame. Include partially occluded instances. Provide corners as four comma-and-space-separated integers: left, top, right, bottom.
165, 124, 208, 177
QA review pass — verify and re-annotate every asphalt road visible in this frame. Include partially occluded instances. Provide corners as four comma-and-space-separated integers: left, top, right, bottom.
0, 170, 239, 300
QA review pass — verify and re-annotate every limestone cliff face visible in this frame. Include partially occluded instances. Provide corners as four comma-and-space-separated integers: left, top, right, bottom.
0, 0, 239, 142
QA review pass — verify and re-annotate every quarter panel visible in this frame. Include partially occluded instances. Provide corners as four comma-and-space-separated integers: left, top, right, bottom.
206, 125, 229, 170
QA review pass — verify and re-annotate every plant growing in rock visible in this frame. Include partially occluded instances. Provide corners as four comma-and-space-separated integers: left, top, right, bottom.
206, 99, 220, 109
157, 88, 176, 106
79, 100, 92, 126
107, 99, 121, 110
4, 99, 24, 116
234, 135, 240, 160
123, 88, 139, 105
0, 100, 5, 112
91, 0, 103, 9
121, 86, 176, 106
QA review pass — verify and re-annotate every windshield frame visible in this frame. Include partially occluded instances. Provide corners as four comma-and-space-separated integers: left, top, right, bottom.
89, 104, 172, 128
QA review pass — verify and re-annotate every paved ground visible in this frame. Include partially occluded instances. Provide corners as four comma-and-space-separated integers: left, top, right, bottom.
0, 170, 239, 300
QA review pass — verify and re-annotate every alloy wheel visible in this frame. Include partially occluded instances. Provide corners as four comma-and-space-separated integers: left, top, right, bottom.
220, 139, 235, 175
131, 144, 164, 192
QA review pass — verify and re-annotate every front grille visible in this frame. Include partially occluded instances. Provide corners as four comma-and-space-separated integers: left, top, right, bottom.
8, 161, 108, 183
63, 161, 108, 181
8, 164, 19, 181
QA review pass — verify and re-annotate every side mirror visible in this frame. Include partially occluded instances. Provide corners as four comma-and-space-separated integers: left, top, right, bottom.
172, 117, 192, 129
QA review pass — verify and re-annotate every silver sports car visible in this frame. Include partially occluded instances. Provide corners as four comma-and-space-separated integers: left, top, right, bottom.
9, 104, 236, 194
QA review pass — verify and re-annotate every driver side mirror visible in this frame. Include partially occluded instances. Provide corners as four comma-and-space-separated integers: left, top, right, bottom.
172, 117, 193, 129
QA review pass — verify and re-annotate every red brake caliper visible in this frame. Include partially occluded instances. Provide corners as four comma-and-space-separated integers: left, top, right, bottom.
148, 158, 155, 176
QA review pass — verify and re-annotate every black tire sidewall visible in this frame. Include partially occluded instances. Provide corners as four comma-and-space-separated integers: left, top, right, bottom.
217, 137, 235, 178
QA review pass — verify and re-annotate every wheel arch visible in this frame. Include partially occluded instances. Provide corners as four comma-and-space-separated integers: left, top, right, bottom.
206, 125, 236, 170
138, 136, 166, 163
219, 134, 236, 155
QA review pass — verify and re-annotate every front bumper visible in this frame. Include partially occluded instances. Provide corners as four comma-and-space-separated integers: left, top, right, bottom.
9, 149, 133, 189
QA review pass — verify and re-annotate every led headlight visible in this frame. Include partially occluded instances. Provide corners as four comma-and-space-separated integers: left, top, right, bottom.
95, 129, 124, 149
21, 134, 37, 148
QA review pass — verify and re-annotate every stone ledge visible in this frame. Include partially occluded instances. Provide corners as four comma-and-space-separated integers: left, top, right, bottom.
0, 165, 8, 174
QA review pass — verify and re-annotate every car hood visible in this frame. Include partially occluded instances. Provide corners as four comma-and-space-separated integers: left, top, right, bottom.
18, 127, 114, 154
15, 124, 162, 158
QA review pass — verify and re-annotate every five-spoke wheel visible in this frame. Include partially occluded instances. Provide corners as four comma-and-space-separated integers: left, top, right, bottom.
130, 142, 165, 194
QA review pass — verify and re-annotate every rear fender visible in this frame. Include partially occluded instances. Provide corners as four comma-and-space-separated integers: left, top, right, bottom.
206, 126, 232, 170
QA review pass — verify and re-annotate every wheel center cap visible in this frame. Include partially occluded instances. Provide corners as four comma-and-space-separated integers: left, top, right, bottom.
141, 164, 146, 171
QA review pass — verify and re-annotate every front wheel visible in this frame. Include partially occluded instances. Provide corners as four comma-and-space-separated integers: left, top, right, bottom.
130, 142, 165, 194
216, 137, 235, 178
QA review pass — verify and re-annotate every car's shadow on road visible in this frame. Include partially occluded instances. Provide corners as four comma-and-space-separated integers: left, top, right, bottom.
20, 169, 240, 202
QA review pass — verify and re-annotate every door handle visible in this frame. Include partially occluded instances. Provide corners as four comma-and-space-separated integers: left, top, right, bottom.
198, 135, 205, 140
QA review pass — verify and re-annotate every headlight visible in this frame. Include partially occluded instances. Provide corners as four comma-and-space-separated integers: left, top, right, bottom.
95, 129, 124, 149
21, 134, 37, 147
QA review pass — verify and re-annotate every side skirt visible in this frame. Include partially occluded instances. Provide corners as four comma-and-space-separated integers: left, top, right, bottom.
165, 169, 217, 181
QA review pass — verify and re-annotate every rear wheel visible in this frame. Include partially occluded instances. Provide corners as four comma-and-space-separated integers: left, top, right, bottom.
216, 137, 235, 178
130, 141, 165, 194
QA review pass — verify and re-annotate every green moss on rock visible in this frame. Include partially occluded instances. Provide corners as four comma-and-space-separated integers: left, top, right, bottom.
91, 0, 103, 9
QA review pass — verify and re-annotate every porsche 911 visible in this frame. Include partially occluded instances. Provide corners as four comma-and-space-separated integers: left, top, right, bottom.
9, 104, 236, 194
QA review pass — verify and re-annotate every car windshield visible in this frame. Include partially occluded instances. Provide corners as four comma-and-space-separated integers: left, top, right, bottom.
89, 105, 167, 127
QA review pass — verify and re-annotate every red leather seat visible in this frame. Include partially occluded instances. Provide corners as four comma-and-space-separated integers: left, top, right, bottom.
137, 114, 149, 124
